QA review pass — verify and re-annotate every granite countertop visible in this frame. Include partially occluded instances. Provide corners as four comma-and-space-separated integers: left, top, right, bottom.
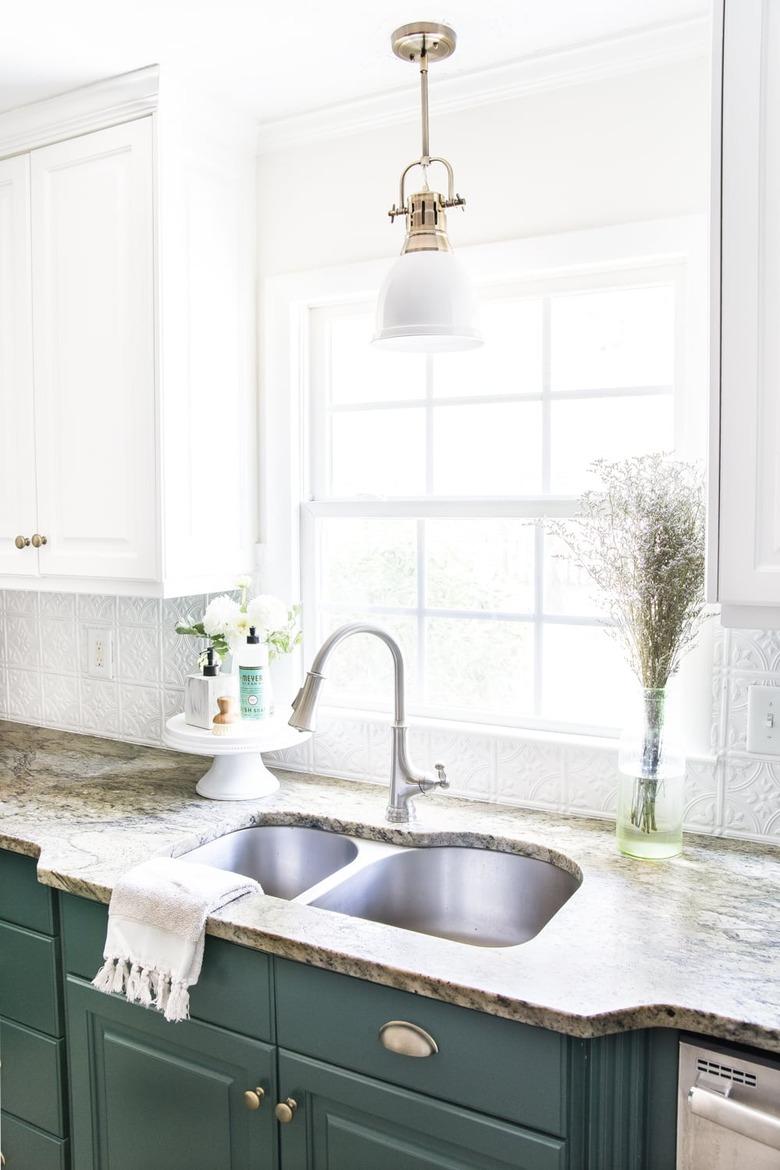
1, 720, 778, 1052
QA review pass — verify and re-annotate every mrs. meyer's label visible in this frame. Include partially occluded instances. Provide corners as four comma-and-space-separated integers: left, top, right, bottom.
239, 666, 268, 720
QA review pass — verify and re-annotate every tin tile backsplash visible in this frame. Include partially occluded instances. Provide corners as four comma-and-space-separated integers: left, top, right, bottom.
0, 589, 778, 845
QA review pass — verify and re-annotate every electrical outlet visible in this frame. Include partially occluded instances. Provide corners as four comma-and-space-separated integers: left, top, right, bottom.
87, 627, 114, 680
746, 684, 780, 754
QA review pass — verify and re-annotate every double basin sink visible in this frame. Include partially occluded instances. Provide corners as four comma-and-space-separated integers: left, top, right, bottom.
185, 825, 580, 948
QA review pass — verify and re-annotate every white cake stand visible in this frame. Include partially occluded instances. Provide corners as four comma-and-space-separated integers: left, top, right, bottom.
163, 713, 311, 801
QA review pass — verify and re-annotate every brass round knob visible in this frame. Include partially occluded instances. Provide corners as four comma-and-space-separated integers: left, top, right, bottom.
14, 535, 30, 549
274, 1098, 298, 1124
243, 1087, 265, 1111
31, 533, 47, 548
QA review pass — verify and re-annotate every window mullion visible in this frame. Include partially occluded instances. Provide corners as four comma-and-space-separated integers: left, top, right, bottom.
419, 355, 434, 707
416, 518, 426, 706
425, 354, 434, 495
536, 296, 553, 718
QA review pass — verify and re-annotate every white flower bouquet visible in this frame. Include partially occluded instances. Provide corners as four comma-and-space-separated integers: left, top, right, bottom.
175, 576, 301, 664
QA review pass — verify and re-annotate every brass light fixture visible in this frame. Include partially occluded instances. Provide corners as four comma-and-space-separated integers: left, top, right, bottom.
373, 21, 483, 353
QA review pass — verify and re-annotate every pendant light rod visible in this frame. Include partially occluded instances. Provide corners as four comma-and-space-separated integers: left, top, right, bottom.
419, 39, 430, 163
387, 22, 465, 223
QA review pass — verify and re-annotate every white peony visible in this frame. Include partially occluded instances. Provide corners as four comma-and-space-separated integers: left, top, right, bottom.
234, 573, 253, 590
231, 612, 252, 638
202, 594, 241, 637
247, 594, 288, 636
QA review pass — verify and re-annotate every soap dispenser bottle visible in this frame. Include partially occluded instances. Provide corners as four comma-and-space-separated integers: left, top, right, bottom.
239, 626, 269, 720
184, 647, 227, 730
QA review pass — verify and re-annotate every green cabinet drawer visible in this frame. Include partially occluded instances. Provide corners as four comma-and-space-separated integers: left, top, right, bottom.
0, 1112, 68, 1170
0, 850, 56, 935
60, 893, 274, 1042
275, 959, 568, 1138
66, 976, 276, 1170
0, 1018, 66, 1136
279, 1050, 566, 1170
0, 922, 61, 1036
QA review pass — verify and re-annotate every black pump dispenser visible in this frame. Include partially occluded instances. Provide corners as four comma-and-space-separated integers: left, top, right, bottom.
202, 646, 219, 677
247, 626, 260, 644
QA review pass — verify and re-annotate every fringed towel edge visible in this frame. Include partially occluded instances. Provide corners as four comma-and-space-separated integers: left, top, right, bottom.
92, 957, 191, 1022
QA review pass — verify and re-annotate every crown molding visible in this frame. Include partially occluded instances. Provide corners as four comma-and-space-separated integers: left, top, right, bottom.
256, 17, 709, 154
0, 65, 159, 159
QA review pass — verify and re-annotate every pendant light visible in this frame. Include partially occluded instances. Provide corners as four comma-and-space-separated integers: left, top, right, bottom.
373, 22, 483, 353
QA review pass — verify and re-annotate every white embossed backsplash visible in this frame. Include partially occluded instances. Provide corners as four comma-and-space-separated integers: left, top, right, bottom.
0, 590, 778, 845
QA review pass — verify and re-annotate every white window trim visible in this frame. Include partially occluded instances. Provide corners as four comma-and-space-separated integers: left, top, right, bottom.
261, 215, 711, 750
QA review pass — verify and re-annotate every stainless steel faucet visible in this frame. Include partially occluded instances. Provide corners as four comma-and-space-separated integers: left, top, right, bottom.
288, 622, 448, 823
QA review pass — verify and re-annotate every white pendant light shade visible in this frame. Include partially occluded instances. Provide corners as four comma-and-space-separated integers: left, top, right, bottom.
373, 251, 482, 353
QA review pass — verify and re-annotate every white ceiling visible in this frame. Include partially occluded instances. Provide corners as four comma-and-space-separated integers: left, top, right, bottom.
0, 0, 709, 122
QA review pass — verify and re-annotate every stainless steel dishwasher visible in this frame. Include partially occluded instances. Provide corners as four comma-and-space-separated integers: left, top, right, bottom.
677, 1040, 780, 1168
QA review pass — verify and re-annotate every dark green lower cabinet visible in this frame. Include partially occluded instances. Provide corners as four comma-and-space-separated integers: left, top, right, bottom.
0, 1112, 69, 1170
277, 1050, 566, 1170
0, 1017, 67, 1136
66, 976, 277, 1170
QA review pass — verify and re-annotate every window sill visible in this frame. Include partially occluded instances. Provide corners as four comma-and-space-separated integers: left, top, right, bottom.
318, 704, 716, 765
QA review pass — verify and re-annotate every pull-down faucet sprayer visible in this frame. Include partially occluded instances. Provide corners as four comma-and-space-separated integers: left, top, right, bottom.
289, 623, 448, 823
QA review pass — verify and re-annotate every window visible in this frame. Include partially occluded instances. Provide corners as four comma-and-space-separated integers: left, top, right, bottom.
269, 221, 706, 736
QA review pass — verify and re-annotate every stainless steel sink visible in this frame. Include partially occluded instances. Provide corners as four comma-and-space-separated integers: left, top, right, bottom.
310, 846, 579, 947
184, 826, 359, 900
183, 826, 579, 947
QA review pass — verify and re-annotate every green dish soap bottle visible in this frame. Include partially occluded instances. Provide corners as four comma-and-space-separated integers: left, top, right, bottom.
239, 626, 269, 720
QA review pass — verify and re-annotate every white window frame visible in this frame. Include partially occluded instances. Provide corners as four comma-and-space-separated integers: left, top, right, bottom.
262, 216, 709, 741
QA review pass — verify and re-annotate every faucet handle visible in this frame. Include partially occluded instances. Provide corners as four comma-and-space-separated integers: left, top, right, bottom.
434, 762, 449, 789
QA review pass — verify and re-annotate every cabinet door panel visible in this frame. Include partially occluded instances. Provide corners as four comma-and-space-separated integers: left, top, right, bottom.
275, 958, 566, 1136
61, 892, 275, 1042
0, 920, 62, 1036
0, 1111, 68, 1170
0, 849, 56, 934
30, 117, 157, 581
67, 976, 277, 1170
278, 1050, 565, 1170
718, 0, 780, 611
0, 154, 37, 576
0, 1017, 67, 1136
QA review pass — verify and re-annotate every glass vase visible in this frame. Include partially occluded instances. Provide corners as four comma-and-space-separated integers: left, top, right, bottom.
616, 687, 684, 860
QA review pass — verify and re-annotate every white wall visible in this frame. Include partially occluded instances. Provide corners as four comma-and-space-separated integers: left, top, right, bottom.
257, 58, 709, 275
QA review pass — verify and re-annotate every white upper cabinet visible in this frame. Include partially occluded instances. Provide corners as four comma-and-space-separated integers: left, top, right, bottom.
0, 155, 36, 577
712, 0, 780, 626
31, 119, 157, 582
0, 68, 257, 596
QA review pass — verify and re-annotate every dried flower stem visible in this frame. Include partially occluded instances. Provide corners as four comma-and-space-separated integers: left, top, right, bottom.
552, 454, 707, 834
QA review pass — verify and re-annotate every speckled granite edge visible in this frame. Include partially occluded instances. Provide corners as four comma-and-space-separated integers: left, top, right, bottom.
1, 720, 778, 1052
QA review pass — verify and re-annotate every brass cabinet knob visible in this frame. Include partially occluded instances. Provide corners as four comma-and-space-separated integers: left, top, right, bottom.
14, 535, 30, 549
274, 1098, 298, 1124
379, 1020, 438, 1058
31, 533, 47, 548
243, 1086, 265, 1111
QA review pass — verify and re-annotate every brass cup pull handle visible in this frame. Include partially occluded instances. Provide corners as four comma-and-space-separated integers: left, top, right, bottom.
379, 1020, 438, 1058
274, 1098, 298, 1124
31, 533, 47, 548
243, 1086, 265, 1111
14, 535, 30, 549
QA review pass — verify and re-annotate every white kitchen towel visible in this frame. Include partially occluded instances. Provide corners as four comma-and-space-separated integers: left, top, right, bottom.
92, 858, 260, 1022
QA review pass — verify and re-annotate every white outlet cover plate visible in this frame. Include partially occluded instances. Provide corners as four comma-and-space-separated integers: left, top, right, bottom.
87, 627, 114, 680
746, 684, 780, 755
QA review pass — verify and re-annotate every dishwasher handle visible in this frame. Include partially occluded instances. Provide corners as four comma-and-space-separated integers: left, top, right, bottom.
689, 1086, 780, 1152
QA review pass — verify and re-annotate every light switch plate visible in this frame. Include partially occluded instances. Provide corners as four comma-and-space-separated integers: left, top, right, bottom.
746, 684, 780, 754
87, 627, 114, 680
